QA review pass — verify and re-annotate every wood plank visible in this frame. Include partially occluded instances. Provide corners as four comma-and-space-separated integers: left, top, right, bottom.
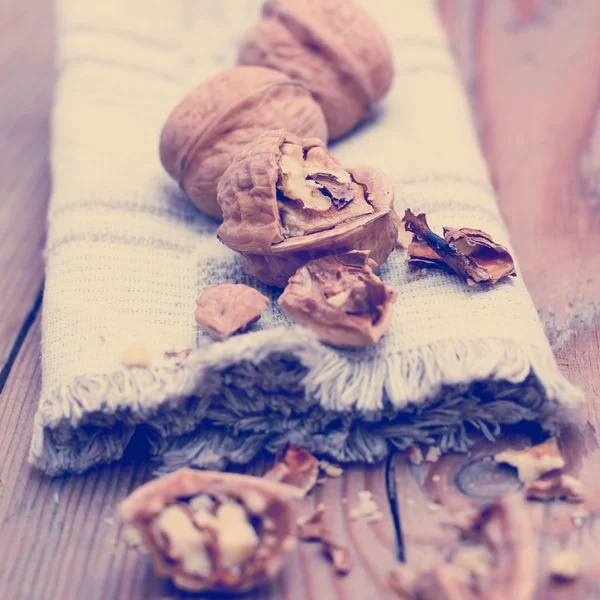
0, 0, 53, 374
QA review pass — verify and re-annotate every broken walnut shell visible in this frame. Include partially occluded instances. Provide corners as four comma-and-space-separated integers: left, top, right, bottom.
194, 283, 269, 341
238, 0, 394, 139
403, 209, 516, 286
494, 438, 565, 482
279, 251, 398, 347
263, 443, 320, 496
217, 130, 398, 287
119, 469, 303, 594
159, 66, 328, 219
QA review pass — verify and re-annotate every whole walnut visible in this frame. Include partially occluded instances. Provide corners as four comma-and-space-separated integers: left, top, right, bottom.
238, 0, 394, 140
159, 66, 328, 219
217, 130, 398, 287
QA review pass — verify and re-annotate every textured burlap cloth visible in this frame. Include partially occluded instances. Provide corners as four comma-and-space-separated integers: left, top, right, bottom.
30, 0, 583, 475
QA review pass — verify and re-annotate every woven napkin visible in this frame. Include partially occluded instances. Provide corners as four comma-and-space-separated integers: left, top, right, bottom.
30, 0, 583, 475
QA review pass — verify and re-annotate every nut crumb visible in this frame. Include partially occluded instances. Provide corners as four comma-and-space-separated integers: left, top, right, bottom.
407, 446, 424, 465
105, 517, 115, 526
123, 524, 147, 552
571, 506, 590, 527
425, 446, 442, 463
122, 342, 152, 367
427, 502, 442, 513
549, 549, 580, 581
349, 490, 380, 522
431, 475, 441, 483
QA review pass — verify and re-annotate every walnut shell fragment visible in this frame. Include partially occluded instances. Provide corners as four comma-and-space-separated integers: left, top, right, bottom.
238, 0, 394, 140
264, 443, 320, 496
194, 283, 269, 341
494, 438, 565, 482
119, 469, 303, 594
525, 474, 584, 503
403, 209, 516, 287
217, 130, 398, 287
278, 251, 398, 348
159, 66, 327, 219
389, 495, 538, 600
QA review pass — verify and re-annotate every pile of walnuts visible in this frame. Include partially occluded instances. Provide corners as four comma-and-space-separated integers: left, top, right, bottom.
159, 0, 399, 349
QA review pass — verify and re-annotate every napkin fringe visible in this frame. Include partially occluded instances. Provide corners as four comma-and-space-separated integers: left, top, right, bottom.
29, 330, 583, 475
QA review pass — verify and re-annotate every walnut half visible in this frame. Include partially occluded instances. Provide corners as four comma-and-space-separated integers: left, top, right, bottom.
119, 469, 303, 594
278, 251, 398, 347
217, 130, 398, 287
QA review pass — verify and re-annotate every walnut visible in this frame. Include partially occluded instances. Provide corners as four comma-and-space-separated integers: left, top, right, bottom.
238, 0, 394, 139
278, 252, 397, 348
263, 443, 320, 496
119, 469, 303, 594
217, 130, 398, 287
194, 284, 269, 341
403, 209, 516, 287
494, 438, 565, 482
159, 66, 327, 219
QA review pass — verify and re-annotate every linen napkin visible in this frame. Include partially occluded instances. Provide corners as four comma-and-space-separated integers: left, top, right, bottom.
30, 0, 583, 475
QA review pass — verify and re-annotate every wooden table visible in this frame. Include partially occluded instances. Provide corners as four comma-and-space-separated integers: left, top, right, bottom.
1, 1, 599, 598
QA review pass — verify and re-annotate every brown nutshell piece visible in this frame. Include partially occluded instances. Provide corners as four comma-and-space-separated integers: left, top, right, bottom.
263, 444, 320, 496
388, 495, 538, 600
403, 209, 516, 286
278, 251, 398, 348
217, 129, 398, 287
296, 503, 326, 541
119, 469, 303, 594
238, 0, 394, 140
494, 438, 565, 482
194, 284, 269, 341
322, 536, 352, 575
159, 66, 327, 219
525, 474, 584, 503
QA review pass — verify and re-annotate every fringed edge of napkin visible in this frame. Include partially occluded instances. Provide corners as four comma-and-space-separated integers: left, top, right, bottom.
29, 328, 583, 476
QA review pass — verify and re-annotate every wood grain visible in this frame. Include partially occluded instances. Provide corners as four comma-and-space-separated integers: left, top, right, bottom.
1, 0, 599, 599
0, 0, 52, 377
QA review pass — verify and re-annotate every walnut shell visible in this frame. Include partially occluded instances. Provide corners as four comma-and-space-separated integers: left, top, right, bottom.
278, 252, 398, 348
238, 0, 394, 139
217, 130, 398, 287
119, 469, 303, 594
159, 66, 328, 219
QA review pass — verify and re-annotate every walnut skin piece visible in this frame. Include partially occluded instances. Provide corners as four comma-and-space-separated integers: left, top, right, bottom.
217, 129, 398, 287
119, 469, 303, 594
403, 209, 516, 287
238, 0, 394, 139
194, 284, 269, 342
278, 251, 398, 348
263, 444, 320, 496
159, 66, 327, 219
494, 438, 565, 482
